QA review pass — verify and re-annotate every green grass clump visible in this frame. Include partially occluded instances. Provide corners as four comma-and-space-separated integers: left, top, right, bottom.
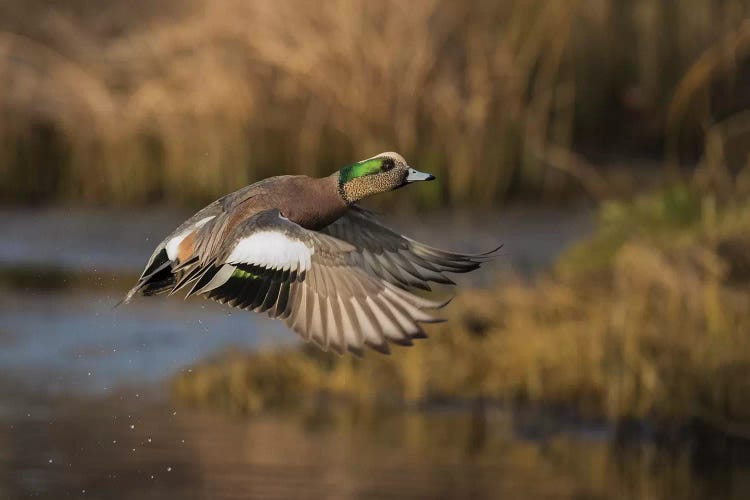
556, 185, 704, 279
172, 188, 750, 436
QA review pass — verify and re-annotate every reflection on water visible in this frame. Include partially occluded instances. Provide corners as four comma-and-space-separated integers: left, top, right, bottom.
0, 396, 748, 499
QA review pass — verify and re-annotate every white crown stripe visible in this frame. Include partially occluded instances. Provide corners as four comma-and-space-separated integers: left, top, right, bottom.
227, 231, 314, 271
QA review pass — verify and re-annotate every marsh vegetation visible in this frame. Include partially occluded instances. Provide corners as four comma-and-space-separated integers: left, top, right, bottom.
1, 0, 749, 205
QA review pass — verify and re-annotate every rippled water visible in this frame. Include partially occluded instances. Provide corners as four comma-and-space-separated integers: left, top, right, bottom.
1, 206, 748, 499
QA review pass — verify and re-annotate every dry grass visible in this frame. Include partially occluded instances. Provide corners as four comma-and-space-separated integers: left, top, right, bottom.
172, 179, 750, 435
1, 0, 749, 205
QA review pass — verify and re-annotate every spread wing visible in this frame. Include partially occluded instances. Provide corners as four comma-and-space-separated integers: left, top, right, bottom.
122, 201, 227, 302
319, 206, 500, 291
170, 209, 447, 356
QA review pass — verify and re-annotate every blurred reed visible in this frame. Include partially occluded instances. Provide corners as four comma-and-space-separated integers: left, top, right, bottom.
1, 0, 749, 205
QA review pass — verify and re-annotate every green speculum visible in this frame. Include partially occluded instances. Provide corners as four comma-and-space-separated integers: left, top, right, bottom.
232, 268, 260, 280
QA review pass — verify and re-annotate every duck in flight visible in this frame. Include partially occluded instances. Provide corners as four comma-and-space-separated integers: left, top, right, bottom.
124, 152, 499, 355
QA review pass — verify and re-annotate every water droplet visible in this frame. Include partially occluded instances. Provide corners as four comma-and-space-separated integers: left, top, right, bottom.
130, 424, 135, 430
48, 459, 53, 464
167, 467, 172, 472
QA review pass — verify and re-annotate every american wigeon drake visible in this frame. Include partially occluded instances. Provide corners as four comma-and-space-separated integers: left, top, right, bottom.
125, 152, 499, 355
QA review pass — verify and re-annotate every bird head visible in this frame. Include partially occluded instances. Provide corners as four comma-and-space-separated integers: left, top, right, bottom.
337, 152, 435, 204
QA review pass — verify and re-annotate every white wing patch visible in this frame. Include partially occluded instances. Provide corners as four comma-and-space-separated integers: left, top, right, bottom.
165, 216, 216, 261
227, 231, 313, 272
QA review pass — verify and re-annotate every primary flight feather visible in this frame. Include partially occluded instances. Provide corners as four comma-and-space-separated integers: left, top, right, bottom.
124, 152, 499, 355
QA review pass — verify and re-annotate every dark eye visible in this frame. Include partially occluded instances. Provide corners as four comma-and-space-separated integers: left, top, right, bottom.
381, 159, 395, 172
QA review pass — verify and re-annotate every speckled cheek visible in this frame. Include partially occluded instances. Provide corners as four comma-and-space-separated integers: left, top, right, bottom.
342, 170, 406, 202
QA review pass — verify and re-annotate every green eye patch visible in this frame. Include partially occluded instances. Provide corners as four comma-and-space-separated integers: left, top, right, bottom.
339, 159, 383, 183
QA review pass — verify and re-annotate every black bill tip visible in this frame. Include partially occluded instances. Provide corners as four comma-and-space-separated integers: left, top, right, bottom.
406, 168, 436, 183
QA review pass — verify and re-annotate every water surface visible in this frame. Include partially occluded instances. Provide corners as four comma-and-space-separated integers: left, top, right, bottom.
2, 206, 748, 499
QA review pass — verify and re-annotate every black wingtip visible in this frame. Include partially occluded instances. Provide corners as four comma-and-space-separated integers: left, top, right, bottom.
433, 296, 454, 309
347, 345, 365, 358
466, 244, 504, 263
481, 244, 504, 257
411, 327, 429, 340
389, 336, 414, 347
366, 339, 391, 355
